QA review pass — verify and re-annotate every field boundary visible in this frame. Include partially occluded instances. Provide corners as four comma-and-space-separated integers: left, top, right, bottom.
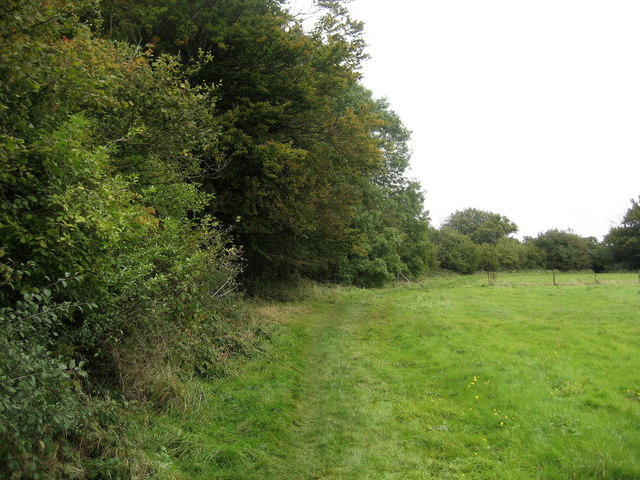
484, 271, 640, 287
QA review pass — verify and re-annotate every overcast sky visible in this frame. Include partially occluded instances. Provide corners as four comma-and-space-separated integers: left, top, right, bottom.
293, 1, 640, 239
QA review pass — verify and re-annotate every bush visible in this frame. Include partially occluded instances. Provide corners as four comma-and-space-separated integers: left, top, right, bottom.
337, 257, 391, 288
0, 4, 245, 476
431, 228, 481, 274
0, 272, 93, 478
526, 230, 599, 271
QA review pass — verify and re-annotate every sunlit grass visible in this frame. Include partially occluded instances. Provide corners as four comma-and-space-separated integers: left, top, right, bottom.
138, 273, 640, 479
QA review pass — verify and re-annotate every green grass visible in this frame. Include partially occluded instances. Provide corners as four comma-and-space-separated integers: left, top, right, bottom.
138, 273, 640, 479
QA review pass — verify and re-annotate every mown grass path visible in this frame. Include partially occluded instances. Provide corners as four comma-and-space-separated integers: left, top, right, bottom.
143, 273, 640, 479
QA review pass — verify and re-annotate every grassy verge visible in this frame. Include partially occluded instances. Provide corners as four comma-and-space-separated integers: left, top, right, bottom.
136, 273, 640, 479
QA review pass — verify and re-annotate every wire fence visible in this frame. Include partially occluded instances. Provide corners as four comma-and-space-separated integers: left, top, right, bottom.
485, 271, 640, 287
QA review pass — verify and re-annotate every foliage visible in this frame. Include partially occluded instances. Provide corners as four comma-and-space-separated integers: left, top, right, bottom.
442, 208, 518, 245
0, 275, 83, 478
476, 238, 544, 272
100, 0, 433, 289
605, 197, 640, 270
0, 1, 246, 477
431, 227, 481, 274
433, 207, 615, 274
0, 271, 132, 479
331, 86, 434, 287
525, 229, 600, 271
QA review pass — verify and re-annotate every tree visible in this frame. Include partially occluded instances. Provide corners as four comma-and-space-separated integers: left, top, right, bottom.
442, 208, 518, 245
431, 227, 481, 274
477, 238, 525, 271
526, 230, 597, 271
100, 0, 433, 287
331, 86, 434, 286
605, 197, 640, 269
101, 0, 365, 282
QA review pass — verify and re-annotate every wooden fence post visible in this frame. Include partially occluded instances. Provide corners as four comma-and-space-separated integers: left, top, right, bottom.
552, 270, 557, 286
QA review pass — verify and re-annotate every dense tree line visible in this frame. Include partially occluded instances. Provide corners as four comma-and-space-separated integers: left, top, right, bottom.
431, 205, 638, 274
100, 0, 434, 289
0, 0, 434, 476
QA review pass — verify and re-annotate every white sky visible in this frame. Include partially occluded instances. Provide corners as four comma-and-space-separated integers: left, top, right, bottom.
294, 0, 640, 240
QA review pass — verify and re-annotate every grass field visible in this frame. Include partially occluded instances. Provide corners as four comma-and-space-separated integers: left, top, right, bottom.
139, 272, 640, 479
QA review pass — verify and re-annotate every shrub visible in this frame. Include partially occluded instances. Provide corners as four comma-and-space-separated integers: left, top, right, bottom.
431, 228, 481, 274
0, 271, 92, 478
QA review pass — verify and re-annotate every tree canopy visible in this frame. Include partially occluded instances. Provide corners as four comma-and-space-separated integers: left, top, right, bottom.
442, 208, 518, 245
432, 209, 613, 274
605, 197, 640, 270
98, 0, 432, 287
